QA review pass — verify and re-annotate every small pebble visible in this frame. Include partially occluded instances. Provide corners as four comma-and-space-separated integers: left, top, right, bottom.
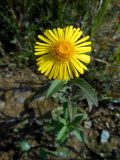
84, 121, 92, 129
100, 130, 110, 143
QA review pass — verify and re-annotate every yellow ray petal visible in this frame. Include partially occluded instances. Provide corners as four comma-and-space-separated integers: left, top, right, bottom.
35, 42, 51, 46
66, 61, 73, 79
76, 54, 91, 63
44, 30, 58, 42
37, 54, 53, 65
62, 62, 68, 80
45, 62, 54, 76
64, 26, 69, 39
57, 28, 64, 38
65, 26, 74, 40
53, 62, 59, 79
49, 63, 57, 79
38, 60, 49, 71
71, 31, 82, 43
76, 46, 92, 53
48, 63, 56, 79
74, 58, 88, 70
53, 63, 58, 79
48, 30, 59, 41
70, 28, 81, 42
76, 58, 87, 71
79, 62, 88, 70
38, 35, 52, 44
70, 58, 84, 74
77, 41, 91, 47
34, 48, 49, 51
40, 60, 54, 74
34, 51, 48, 55
58, 61, 64, 80
36, 57, 43, 61
75, 36, 90, 45
53, 28, 59, 38
41, 61, 53, 73
69, 60, 79, 77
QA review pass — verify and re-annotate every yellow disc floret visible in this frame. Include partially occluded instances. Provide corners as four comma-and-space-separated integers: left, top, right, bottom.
53, 41, 74, 61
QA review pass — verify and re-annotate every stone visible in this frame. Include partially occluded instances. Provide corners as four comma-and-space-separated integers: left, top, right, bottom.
100, 130, 110, 143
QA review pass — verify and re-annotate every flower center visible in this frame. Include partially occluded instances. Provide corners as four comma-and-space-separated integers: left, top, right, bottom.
53, 41, 74, 61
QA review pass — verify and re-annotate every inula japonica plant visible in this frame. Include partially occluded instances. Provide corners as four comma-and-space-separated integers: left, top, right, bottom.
34, 26, 98, 144
1, 0, 119, 159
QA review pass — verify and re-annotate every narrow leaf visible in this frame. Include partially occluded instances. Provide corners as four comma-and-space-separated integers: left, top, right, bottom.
91, 0, 112, 36
68, 101, 73, 122
56, 126, 67, 142
72, 129, 84, 142
63, 102, 69, 120
72, 113, 87, 125
30, 83, 49, 102
73, 78, 98, 110
58, 117, 67, 125
46, 80, 67, 97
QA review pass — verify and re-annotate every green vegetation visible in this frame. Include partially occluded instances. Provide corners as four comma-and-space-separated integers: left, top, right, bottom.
0, 0, 120, 159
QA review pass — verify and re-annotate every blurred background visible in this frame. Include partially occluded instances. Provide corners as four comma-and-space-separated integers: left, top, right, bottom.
0, 0, 120, 159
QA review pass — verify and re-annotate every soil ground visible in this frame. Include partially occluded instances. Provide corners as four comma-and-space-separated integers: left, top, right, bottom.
0, 67, 120, 160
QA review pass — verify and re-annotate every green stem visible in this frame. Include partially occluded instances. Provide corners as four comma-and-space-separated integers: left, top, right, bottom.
68, 84, 73, 122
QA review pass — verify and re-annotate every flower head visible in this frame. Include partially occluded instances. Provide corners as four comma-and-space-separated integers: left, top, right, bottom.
34, 26, 92, 80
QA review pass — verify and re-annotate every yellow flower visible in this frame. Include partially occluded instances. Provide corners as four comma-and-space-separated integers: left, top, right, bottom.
34, 26, 92, 80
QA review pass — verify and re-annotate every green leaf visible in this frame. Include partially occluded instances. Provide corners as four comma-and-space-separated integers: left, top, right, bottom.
51, 107, 63, 121
17, 140, 31, 152
46, 147, 73, 158
72, 113, 87, 125
46, 125, 55, 132
68, 101, 73, 122
63, 101, 74, 122
72, 130, 84, 142
91, 0, 112, 36
46, 80, 67, 97
58, 117, 67, 125
48, 120, 63, 133
73, 78, 98, 111
30, 83, 49, 102
63, 102, 69, 120
56, 126, 68, 142
39, 148, 48, 160
52, 86, 68, 103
